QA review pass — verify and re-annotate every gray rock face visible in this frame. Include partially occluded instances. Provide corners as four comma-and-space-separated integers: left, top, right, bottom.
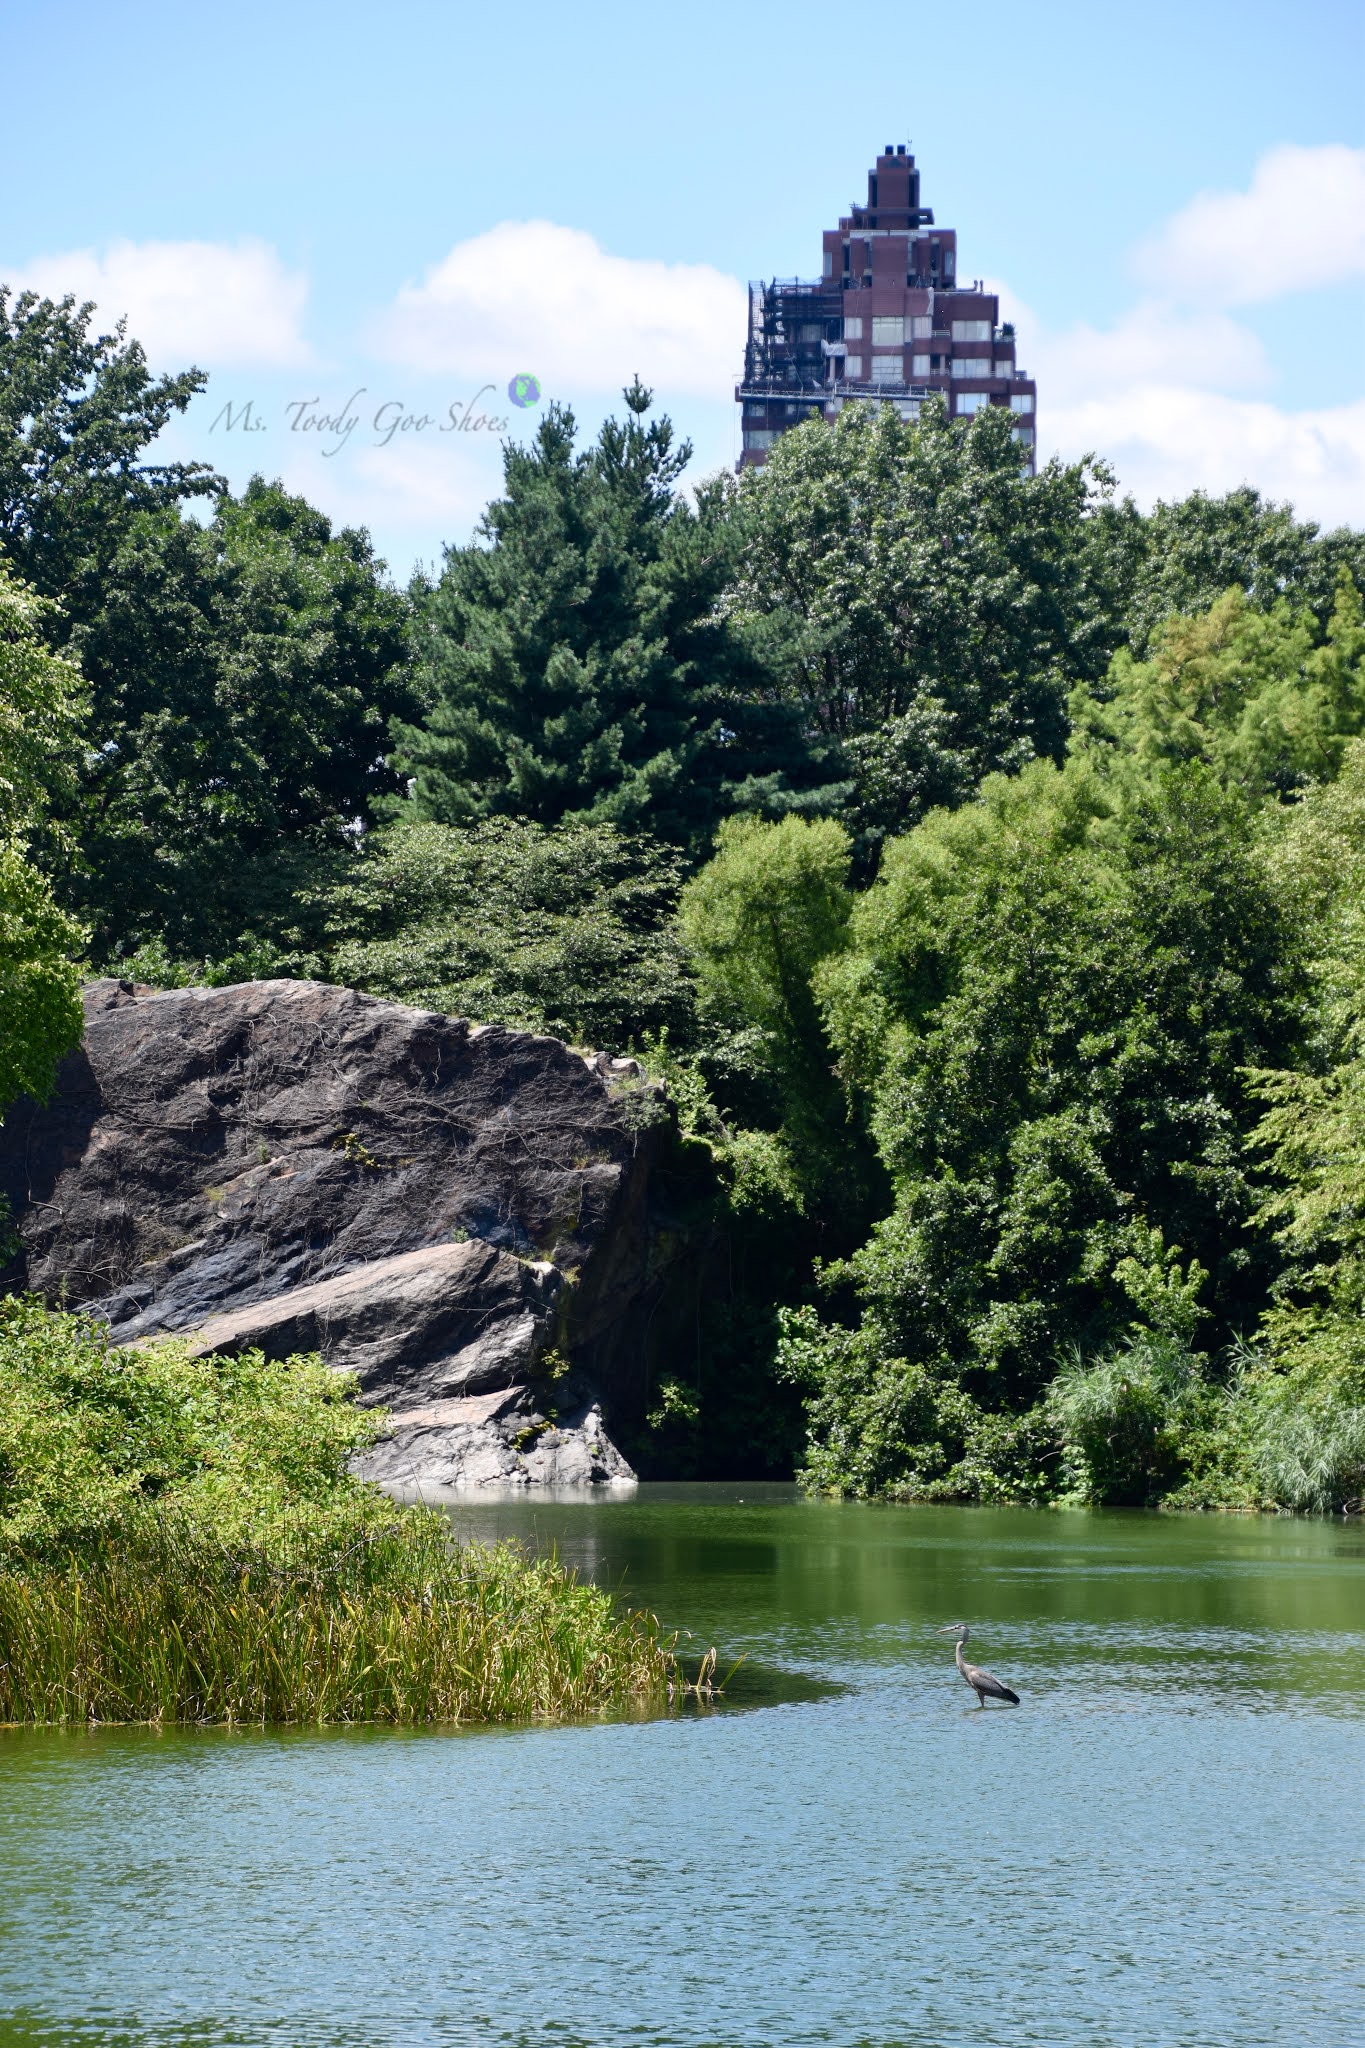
351, 1389, 636, 1491
0, 979, 686, 1485
160, 1240, 564, 1407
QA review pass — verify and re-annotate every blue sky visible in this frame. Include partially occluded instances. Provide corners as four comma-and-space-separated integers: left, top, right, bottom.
5, 0, 1363, 577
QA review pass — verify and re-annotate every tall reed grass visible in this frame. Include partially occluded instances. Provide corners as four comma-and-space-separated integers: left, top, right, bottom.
0, 1299, 684, 1726
0, 1515, 676, 1727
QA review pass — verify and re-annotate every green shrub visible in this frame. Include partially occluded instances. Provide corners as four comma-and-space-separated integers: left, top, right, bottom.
1050, 1334, 1216, 1507
328, 816, 694, 1050
0, 1299, 675, 1724
777, 1303, 1055, 1502
0, 1294, 387, 1555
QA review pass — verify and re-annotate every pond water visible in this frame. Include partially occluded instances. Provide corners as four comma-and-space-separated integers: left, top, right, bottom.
1, 1486, 1362, 2048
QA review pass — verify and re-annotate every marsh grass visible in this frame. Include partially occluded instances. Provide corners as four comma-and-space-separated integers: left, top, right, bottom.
0, 1299, 713, 1727
0, 1298, 686, 1726
0, 1515, 677, 1728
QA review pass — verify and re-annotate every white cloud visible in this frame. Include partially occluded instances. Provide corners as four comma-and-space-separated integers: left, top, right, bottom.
10, 238, 312, 369
987, 143, 1365, 526
344, 441, 505, 536
1133, 144, 1365, 306
1046, 386, 1365, 528
373, 220, 747, 398
1020, 300, 1270, 401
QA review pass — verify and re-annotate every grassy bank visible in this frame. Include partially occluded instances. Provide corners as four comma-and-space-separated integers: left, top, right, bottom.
0, 1520, 672, 1727
0, 1298, 674, 1726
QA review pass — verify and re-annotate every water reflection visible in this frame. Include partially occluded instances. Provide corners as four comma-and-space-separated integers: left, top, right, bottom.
2, 1489, 1362, 2048
433, 1484, 1365, 1713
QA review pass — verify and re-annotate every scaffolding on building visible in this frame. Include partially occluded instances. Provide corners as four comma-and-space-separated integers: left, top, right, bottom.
741, 279, 844, 396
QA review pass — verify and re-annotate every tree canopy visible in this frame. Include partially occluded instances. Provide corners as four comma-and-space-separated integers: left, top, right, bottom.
1089, 484, 1365, 658
1071, 571, 1365, 802
773, 756, 1312, 1500
0, 288, 219, 606
393, 384, 831, 854
56, 477, 416, 959
731, 398, 1120, 849
327, 815, 694, 1050
0, 561, 85, 1107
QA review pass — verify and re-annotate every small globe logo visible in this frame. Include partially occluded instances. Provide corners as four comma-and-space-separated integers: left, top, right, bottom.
508, 374, 541, 409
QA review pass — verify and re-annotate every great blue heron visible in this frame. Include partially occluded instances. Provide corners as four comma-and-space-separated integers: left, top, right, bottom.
937, 1623, 1020, 1707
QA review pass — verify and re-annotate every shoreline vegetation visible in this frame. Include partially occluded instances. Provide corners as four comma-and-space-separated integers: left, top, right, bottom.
0, 1521, 676, 1730
2, 289, 1365, 1535
0, 1299, 676, 1728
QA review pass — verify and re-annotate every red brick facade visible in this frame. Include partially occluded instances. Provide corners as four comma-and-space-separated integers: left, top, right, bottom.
737, 145, 1037, 471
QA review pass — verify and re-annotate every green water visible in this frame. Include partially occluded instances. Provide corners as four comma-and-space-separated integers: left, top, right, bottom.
1, 1487, 1362, 2047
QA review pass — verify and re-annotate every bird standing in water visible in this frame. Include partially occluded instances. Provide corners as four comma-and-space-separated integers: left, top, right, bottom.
937, 1623, 1020, 1707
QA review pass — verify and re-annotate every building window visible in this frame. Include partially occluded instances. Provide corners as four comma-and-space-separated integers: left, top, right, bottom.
951, 357, 991, 378
910, 315, 932, 338
1011, 424, 1034, 443
911, 354, 931, 376
957, 392, 988, 414
994, 359, 1012, 377
823, 249, 833, 277
845, 355, 863, 379
870, 355, 902, 384
872, 315, 904, 346
843, 317, 864, 341
743, 429, 775, 450
1010, 393, 1034, 413
894, 399, 922, 420
951, 319, 992, 343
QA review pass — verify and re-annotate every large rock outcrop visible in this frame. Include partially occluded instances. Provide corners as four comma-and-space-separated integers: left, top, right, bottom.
0, 979, 693, 1486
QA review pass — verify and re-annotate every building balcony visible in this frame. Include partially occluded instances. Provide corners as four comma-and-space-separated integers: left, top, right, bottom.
824, 379, 945, 402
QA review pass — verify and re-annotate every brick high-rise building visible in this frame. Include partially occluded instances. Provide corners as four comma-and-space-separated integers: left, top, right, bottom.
737, 144, 1037, 470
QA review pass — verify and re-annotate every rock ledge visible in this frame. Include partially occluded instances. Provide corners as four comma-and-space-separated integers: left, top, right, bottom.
0, 979, 684, 1485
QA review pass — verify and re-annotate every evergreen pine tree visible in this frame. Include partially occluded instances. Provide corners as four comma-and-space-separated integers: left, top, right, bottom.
392, 384, 831, 852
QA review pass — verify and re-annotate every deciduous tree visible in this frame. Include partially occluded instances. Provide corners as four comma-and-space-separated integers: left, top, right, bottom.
732, 399, 1118, 849
0, 561, 85, 1106
58, 477, 416, 958
0, 287, 218, 605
